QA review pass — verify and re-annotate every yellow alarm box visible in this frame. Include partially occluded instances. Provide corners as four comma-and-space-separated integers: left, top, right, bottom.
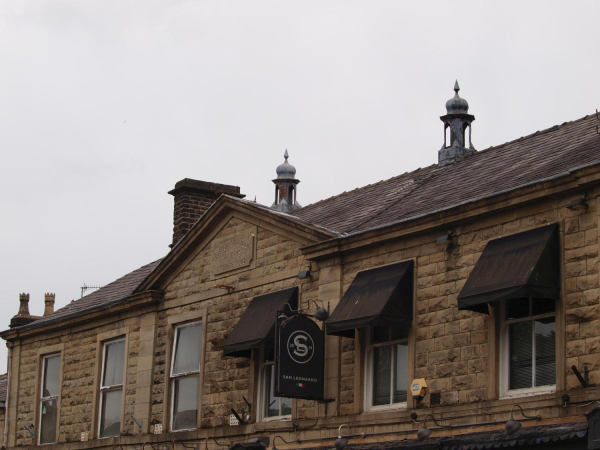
411, 378, 428, 401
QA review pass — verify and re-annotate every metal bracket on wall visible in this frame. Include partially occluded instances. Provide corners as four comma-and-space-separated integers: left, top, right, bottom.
572, 365, 596, 388
317, 397, 335, 416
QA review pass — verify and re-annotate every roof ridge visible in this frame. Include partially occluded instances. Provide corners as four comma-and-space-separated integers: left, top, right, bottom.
292, 164, 438, 213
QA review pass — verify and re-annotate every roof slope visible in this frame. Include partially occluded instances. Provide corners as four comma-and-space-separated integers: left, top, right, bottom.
293, 114, 600, 234
19, 259, 162, 329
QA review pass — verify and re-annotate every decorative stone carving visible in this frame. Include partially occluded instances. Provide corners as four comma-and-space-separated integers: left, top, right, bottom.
211, 228, 255, 278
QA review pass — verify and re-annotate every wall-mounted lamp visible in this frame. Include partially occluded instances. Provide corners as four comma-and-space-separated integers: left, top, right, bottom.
297, 263, 312, 279
24, 424, 35, 438
567, 194, 589, 210
505, 404, 542, 436
436, 230, 455, 245
335, 424, 350, 450
307, 299, 329, 321
130, 413, 143, 432
416, 415, 446, 442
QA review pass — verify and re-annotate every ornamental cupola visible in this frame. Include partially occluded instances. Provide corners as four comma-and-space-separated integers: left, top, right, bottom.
438, 81, 476, 167
271, 150, 301, 213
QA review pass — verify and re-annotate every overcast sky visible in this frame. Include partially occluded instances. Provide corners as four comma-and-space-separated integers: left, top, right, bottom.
1, 1, 599, 372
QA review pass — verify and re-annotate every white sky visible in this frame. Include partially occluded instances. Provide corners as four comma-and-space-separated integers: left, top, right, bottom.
1, 1, 599, 372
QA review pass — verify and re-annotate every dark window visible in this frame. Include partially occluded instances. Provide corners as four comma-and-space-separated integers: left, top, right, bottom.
39, 354, 60, 444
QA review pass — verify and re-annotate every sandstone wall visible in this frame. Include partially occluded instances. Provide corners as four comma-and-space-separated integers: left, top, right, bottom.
6, 190, 600, 448
338, 191, 600, 414
155, 216, 320, 429
14, 316, 146, 446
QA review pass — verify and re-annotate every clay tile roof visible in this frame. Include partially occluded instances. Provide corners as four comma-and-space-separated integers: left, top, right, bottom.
0, 373, 6, 404
16, 259, 162, 330
292, 114, 600, 234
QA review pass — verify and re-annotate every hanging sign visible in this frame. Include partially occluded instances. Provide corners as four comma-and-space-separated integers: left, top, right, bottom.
275, 313, 324, 400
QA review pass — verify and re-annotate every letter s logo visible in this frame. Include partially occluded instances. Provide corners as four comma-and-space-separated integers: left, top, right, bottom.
293, 335, 308, 357
287, 331, 315, 364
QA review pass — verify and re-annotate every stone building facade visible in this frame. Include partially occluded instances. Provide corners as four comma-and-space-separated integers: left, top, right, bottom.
2, 86, 600, 450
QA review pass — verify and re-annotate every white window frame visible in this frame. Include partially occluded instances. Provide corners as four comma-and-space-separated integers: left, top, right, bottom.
98, 338, 125, 438
257, 350, 291, 422
364, 328, 409, 412
38, 353, 61, 445
499, 298, 556, 399
170, 321, 202, 432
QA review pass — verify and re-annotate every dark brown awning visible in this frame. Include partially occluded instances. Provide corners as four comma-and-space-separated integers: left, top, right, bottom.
457, 224, 560, 314
326, 261, 413, 338
222, 287, 298, 357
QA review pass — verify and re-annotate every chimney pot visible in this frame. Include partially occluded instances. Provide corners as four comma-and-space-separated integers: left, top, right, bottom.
18, 293, 30, 316
44, 293, 55, 316
11, 293, 38, 328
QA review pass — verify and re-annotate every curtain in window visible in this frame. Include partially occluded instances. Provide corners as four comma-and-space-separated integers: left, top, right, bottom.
173, 323, 202, 375
103, 341, 125, 387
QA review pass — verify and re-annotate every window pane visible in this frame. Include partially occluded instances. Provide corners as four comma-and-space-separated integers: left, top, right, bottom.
39, 399, 57, 444
99, 389, 122, 438
173, 375, 198, 430
42, 355, 60, 398
372, 345, 392, 405
535, 318, 556, 387
103, 340, 125, 387
509, 321, 533, 390
264, 364, 278, 418
280, 396, 292, 417
393, 343, 408, 403
173, 323, 202, 375
506, 298, 530, 320
532, 298, 555, 316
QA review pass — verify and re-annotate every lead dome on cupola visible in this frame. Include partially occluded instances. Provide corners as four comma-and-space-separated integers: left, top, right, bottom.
445, 80, 469, 114
276, 149, 296, 179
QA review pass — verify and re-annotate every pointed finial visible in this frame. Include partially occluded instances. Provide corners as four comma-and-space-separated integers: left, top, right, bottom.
284, 149, 289, 160
454, 80, 460, 94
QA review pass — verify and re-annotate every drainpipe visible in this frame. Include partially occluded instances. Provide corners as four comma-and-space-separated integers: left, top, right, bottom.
3, 341, 13, 449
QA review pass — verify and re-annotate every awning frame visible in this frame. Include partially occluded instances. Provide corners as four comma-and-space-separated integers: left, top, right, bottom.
326, 260, 414, 338
457, 223, 560, 314
222, 286, 298, 357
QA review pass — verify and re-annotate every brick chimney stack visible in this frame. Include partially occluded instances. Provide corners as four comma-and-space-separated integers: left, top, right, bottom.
169, 179, 245, 247
44, 293, 55, 316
